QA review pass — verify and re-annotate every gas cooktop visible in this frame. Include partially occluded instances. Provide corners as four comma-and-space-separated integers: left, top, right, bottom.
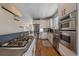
0, 36, 33, 47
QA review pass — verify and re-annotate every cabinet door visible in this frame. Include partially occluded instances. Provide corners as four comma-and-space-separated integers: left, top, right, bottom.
48, 33, 53, 45
23, 39, 36, 56
58, 4, 64, 18
58, 3, 77, 18
63, 3, 77, 15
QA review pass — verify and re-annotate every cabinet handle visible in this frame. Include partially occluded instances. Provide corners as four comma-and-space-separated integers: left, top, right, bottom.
64, 9, 66, 15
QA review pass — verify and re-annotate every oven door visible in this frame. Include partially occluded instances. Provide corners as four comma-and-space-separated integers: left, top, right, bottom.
61, 18, 76, 30
60, 31, 76, 53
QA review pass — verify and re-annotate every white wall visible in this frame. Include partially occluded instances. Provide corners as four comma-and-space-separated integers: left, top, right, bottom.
33, 20, 40, 24
77, 4, 79, 56
23, 19, 33, 31
40, 19, 50, 28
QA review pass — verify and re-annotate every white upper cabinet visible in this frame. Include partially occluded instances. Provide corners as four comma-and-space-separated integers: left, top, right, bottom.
49, 18, 53, 29
58, 3, 77, 18
54, 16, 59, 29
2, 3, 22, 17
0, 6, 24, 35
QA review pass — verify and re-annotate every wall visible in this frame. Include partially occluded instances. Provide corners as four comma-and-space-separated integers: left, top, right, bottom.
77, 4, 79, 56
33, 20, 40, 24
23, 19, 33, 31
40, 19, 50, 28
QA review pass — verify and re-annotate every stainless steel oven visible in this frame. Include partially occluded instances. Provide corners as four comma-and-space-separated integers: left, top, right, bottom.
60, 31, 76, 53
60, 11, 77, 30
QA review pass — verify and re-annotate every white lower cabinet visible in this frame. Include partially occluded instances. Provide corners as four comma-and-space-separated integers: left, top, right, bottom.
39, 32, 48, 39
48, 33, 53, 45
23, 38, 36, 56
58, 43, 76, 56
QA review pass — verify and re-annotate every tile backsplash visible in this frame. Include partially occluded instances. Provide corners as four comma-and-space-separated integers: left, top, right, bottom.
0, 31, 29, 44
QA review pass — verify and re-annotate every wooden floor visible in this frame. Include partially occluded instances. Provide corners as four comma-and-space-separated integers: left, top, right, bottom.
35, 39, 60, 56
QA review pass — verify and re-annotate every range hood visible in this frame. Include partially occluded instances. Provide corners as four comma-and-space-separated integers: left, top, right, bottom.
1, 3, 22, 17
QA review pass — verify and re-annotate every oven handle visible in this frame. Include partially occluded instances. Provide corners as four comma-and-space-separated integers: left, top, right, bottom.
60, 11, 76, 21
60, 15, 70, 21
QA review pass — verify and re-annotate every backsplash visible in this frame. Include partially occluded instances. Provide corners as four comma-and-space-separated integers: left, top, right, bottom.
43, 28, 53, 33
0, 31, 29, 44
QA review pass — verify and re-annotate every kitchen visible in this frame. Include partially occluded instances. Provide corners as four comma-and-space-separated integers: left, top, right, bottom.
0, 3, 79, 56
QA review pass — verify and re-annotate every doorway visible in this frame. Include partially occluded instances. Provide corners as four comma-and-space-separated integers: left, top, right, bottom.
33, 24, 40, 38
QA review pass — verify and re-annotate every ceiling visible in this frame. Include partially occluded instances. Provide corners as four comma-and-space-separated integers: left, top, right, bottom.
14, 3, 58, 20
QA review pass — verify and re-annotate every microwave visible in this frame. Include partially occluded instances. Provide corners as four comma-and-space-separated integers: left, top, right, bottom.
60, 11, 77, 31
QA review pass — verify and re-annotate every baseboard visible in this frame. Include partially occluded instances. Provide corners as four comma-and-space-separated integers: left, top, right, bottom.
53, 46, 62, 56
